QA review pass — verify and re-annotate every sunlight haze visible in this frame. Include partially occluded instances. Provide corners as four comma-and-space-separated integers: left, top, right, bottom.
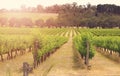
0, 0, 120, 9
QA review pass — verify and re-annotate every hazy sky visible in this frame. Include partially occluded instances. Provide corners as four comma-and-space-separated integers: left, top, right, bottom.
0, 0, 120, 9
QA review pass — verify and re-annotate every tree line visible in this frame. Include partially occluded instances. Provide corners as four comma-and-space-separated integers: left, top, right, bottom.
97, 4, 120, 15
0, 4, 61, 13
0, 17, 58, 27
0, 3, 120, 28
57, 3, 120, 28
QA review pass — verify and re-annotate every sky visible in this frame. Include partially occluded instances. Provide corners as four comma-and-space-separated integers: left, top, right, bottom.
0, 0, 120, 9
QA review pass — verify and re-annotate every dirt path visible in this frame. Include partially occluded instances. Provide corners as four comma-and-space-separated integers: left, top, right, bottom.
47, 30, 78, 76
29, 30, 84, 76
87, 52, 120, 76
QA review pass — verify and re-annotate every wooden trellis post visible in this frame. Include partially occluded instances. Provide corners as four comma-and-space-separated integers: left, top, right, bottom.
23, 62, 33, 76
23, 62, 29, 76
85, 41, 89, 66
33, 40, 39, 68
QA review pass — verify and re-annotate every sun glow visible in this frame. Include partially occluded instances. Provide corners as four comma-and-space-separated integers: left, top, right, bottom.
0, 0, 120, 10
0, 0, 22, 9
0, 0, 38, 10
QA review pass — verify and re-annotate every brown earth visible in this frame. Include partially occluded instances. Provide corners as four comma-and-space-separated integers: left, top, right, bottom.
0, 52, 33, 76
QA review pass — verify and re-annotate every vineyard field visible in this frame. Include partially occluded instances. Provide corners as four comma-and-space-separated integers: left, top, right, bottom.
0, 27, 120, 76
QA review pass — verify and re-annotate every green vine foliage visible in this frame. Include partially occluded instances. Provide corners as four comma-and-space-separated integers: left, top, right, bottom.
73, 32, 95, 59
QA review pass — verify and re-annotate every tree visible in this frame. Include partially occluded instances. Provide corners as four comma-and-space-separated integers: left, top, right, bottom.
37, 5, 44, 13
20, 18, 33, 27
9, 17, 17, 27
45, 4, 60, 13
0, 17, 7, 27
45, 18, 55, 28
97, 4, 120, 15
35, 19, 44, 27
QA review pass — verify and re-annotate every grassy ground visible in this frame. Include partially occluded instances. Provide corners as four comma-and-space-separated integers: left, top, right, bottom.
0, 52, 33, 76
